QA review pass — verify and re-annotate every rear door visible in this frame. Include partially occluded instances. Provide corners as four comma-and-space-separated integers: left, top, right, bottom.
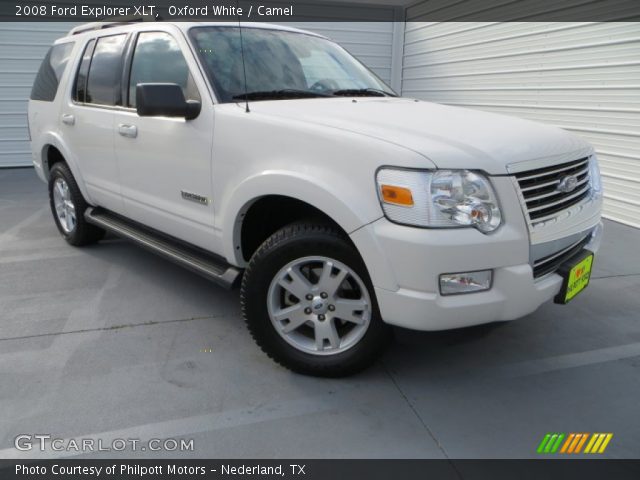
61, 33, 128, 213
113, 28, 215, 250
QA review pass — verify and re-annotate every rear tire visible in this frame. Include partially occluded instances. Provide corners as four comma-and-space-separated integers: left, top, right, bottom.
48, 162, 105, 246
241, 222, 391, 377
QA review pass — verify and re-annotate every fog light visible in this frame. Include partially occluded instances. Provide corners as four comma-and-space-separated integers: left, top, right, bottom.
439, 270, 492, 295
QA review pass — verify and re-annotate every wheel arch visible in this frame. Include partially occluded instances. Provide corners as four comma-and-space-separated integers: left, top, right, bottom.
222, 171, 383, 267
238, 195, 356, 263
38, 131, 93, 204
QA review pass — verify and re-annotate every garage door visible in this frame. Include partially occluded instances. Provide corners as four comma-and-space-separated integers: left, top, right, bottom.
0, 22, 79, 168
403, 5, 640, 227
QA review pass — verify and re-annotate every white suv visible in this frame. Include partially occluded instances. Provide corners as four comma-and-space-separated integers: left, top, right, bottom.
29, 21, 603, 376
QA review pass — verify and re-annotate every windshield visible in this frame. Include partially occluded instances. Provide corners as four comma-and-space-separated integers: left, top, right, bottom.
189, 26, 395, 102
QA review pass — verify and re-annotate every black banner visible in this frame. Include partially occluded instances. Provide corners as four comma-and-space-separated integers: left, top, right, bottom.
2, 460, 640, 480
2, 0, 640, 22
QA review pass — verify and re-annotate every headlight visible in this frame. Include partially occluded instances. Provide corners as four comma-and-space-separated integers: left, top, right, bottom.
376, 168, 502, 233
589, 155, 602, 196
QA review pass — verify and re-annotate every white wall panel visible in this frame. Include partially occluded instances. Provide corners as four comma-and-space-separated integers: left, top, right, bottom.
0, 22, 79, 167
402, 9, 640, 227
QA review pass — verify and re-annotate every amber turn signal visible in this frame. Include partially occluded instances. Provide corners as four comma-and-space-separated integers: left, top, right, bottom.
380, 185, 414, 207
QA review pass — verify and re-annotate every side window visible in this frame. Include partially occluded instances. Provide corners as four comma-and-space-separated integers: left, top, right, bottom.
73, 39, 96, 103
85, 34, 127, 106
30, 42, 75, 101
128, 31, 200, 108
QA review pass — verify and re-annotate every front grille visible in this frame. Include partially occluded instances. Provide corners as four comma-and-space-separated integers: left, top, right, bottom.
515, 156, 591, 223
533, 235, 591, 278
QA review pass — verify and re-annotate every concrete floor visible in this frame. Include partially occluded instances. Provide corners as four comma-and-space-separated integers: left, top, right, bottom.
1, 168, 639, 460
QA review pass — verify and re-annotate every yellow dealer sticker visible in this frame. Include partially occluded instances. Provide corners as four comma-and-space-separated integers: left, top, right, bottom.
564, 254, 594, 302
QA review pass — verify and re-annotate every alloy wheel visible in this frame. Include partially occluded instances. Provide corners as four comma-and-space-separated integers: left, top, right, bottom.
52, 177, 76, 234
267, 256, 372, 356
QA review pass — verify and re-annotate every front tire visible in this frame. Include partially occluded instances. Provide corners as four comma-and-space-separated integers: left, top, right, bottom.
241, 222, 391, 377
48, 162, 105, 246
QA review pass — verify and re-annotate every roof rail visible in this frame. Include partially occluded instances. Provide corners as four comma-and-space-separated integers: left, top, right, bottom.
68, 16, 154, 36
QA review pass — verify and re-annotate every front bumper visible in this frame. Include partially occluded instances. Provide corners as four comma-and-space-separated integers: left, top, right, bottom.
350, 176, 603, 331
374, 264, 563, 330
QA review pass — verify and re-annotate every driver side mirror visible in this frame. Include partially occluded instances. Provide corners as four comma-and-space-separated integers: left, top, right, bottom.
136, 83, 201, 121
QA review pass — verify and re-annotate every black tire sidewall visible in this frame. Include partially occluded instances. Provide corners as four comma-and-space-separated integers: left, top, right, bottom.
48, 163, 102, 246
241, 223, 391, 376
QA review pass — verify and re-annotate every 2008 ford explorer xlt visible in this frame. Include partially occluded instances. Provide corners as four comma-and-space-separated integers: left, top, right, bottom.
29, 22, 603, 376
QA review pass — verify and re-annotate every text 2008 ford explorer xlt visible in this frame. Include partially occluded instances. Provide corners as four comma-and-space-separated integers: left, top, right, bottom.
29, 22, 603, 376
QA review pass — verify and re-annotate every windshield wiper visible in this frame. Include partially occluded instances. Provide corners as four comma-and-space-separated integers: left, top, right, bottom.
232, 89, 331, 101
331, 88, 397, 97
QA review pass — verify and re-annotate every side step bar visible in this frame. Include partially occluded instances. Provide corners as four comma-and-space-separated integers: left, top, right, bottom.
85, 207, 241, 289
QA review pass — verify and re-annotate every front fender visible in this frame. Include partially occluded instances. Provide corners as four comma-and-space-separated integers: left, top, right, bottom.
221, 170, 383, 266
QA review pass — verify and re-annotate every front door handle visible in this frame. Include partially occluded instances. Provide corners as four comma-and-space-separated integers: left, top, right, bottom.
118, 124, 138, 138
61, 114, 75, 126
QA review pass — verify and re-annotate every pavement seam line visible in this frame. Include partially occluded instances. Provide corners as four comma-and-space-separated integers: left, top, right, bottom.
381, 361, 465, 480
0, 314, 223, 342
492, 341, 640, 378
591, 273, 640, 280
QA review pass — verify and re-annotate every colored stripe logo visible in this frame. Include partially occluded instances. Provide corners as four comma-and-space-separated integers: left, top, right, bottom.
537, 433, 613, 454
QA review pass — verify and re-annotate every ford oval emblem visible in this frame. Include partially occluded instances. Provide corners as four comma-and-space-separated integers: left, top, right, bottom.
557, 175, 579, 193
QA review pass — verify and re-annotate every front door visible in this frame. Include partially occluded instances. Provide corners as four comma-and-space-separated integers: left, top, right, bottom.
113, 29, 216, 250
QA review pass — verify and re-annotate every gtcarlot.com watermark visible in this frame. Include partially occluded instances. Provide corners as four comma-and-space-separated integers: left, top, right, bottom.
15, 434, 194, 453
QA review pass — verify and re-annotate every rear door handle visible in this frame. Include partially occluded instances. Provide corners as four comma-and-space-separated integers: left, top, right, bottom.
118, 124, 138, 138
61, 114, 75, 126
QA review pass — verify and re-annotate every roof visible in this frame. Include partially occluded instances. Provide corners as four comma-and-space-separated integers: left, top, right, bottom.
67, 21, 326, 40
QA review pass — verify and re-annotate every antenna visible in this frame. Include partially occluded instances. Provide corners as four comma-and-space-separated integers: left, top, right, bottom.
236, 0, 250, 113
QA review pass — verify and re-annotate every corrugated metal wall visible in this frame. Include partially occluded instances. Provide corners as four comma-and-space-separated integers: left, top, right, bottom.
0, 20, 397, 169
403, 11, 640, 227
0, 22, 79, 167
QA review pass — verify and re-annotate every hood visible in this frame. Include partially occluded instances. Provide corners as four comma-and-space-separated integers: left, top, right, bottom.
248, 97, 591, 174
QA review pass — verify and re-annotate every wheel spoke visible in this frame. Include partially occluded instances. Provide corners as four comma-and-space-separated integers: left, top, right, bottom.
278, 265, 313, 301
67, 211, 76, 230
62, 182, 70, 201
314, 319, 340, 350
333, 298, 368, 325
317, 261, 348, 297
59, 212, 69, 232
282, 317, 309, 334
55, 181, 65, 199
271, 304, 309, 333
272, 303, 303, 321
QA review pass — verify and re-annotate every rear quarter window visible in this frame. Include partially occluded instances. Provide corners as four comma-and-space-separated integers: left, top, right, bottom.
30, 42, 75, 101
